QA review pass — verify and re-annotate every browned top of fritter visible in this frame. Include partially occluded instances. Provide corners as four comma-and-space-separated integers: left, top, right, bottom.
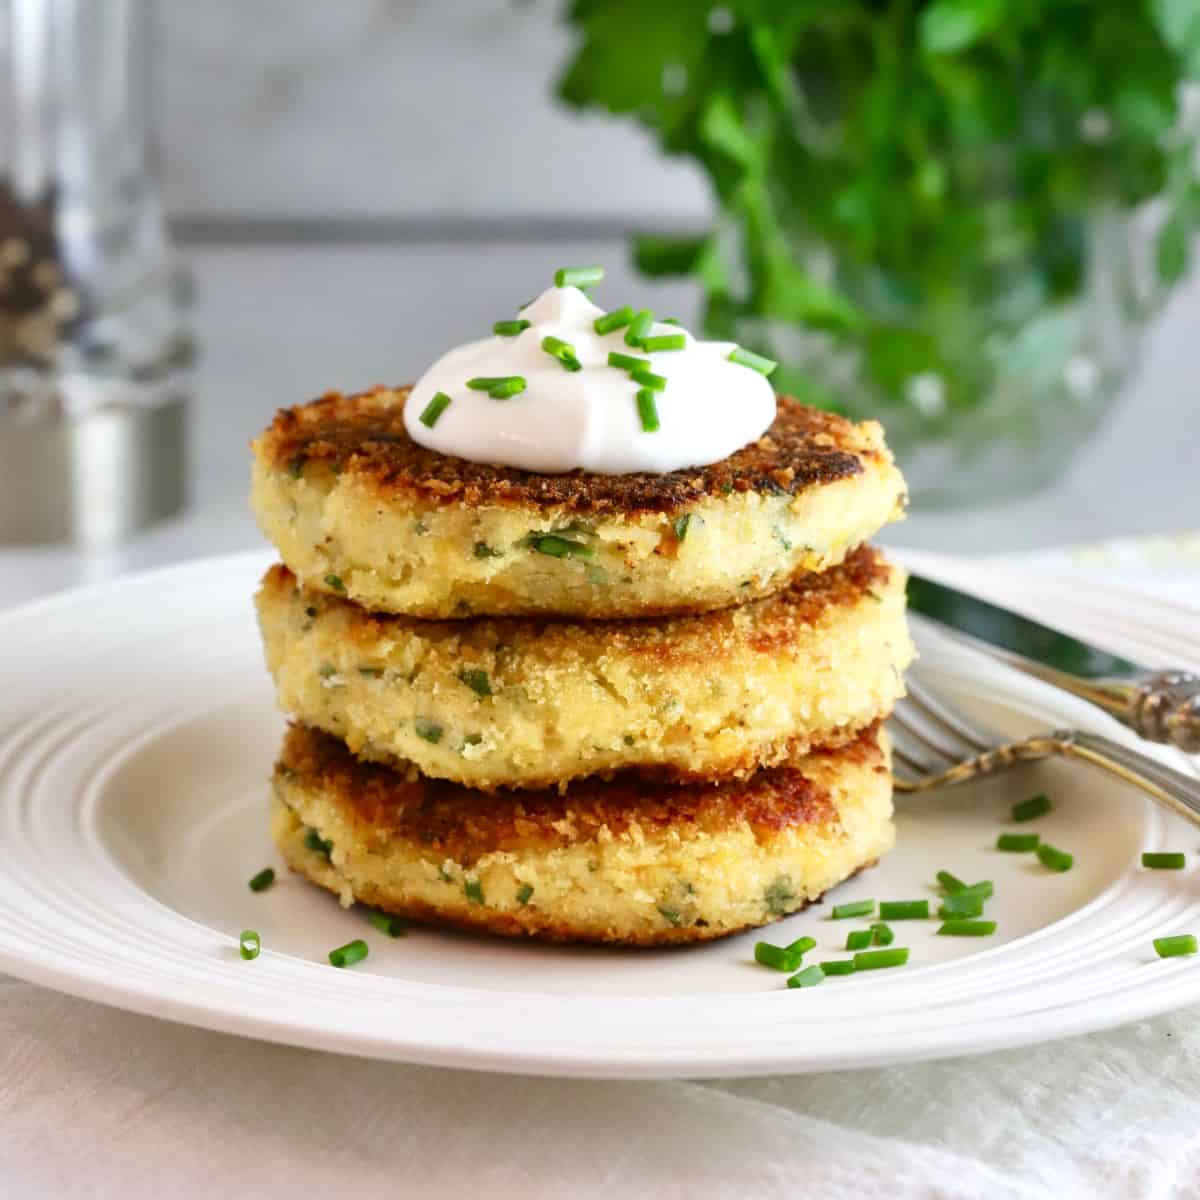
277, 723, 885, 863
260, 544, 896, 665
254, 385, 889, 516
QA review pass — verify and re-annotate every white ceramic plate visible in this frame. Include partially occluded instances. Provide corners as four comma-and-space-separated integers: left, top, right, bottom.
1, 550, 1198, 1079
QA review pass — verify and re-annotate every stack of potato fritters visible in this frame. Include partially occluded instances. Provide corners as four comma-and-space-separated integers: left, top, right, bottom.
252, 387, 912, 945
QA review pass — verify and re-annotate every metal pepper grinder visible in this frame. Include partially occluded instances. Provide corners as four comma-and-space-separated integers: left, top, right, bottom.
0, 0, 189, 544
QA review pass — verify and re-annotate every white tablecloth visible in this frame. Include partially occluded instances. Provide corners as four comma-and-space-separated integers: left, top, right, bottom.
3, 535, 1198, 1200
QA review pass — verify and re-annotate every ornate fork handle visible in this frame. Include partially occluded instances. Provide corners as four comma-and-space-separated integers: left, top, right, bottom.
897, 727, 1200, 830
1012, 667, 1200, 754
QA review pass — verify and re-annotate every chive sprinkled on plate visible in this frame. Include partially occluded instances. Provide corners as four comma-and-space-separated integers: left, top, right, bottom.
368, 911, 406, 937
787, 964, 826, 989
555, 265, 605, 289
239, 930, 261, 960
787, 935, 816, 956
870, 922, 894, 946
248, 867, 275, 893
853, 947, 909, 971
418, 391, 452, 428
879, 900, 929, 920
631, 366, 667, 391
493, 318, 530, 337
542, 335, 582, 372
608, 350, 650, 372
640, 333, 687, 352
755, 941, 804, 971
594, 306, 635, 335
1142, 852, 1186, 869
961, 880, 994, 900
1012, 793, 1052, 822
997, 832, 1040, 852
1154, 934, 1198, 958
625, 309, 654, 347
728, 346, 778, 375
845, 929, 873, 951
636, 389, 660, 433
329, 939, 369, 968
1036, 843, 1073, 872
820, 960, 856, 976
937, 870, 968, 893
938, 919, 997, 937
939, 894, 984, 919
831, 899, 875, 919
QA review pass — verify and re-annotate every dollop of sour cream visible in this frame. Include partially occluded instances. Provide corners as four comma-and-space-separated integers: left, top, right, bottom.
404, 285, 775, 474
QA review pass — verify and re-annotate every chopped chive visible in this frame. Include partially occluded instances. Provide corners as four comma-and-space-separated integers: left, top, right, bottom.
493, 318, 530, 337
786, 935, 817, 956
528, 533, 594, 558
239, 930, 261, 960
845, 929, 873, 951
786, 964, 826, 989
368, 911, 406, 937
937, 870, 967, 893
661, 317, 682, 326
248, 867, 275, 893
467, 375, 527, 399
625, 309, 654, 346
673, 514, 692, 541
879, 900, 930, 921
594, 306, 635, 335
1012, 793, 1052, 822
870, 922, 894, 946
640, 333, 687, 352
754, 941, 803, 971
631, 366, 667, 391
1142, 852, 1186, 869
636, 389, 660, 433
939, 894, 984, 919
303, 828, 333, 860
542, 335, 582, 372
1036, 843, 1074, 872
464, 878, 485, 905
831, 899, 875, 919
997, 832, 1040, 852
819, 959, 856, 976
555, 265, 605, 289
608, 350, 650, 372
1154, 934, 1198, 958
728, 346, 778, 376
852, 947, 910, 970
458, 668, 493, 698
324, 574, 345, 592
962, 880, 995, 899
418, 391, 452, 428
938, 919, 997, 937
414, 717, 443, 744
517, 883, 534, 905
328, 939, 369, 968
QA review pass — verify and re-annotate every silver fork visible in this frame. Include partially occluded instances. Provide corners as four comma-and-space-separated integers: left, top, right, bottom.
890, 676, 1200, 830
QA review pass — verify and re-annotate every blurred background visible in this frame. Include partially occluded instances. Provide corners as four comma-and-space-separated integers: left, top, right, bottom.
0, 0, 1197, 602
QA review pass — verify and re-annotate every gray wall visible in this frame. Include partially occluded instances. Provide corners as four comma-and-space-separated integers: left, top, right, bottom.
159, 0, 708, 222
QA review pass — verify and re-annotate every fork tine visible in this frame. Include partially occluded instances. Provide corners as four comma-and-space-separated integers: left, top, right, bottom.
889, 698, 973, 770
903, 677, 994, 754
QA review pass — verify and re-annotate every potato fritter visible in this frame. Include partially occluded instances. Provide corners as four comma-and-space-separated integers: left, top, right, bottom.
256, 545, 913, 790
251, 386, 907, 618
271, 722, 894, 946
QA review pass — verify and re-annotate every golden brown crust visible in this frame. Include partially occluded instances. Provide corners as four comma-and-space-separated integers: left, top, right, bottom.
256, 385, 885, 517
276, 722, 886, 867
